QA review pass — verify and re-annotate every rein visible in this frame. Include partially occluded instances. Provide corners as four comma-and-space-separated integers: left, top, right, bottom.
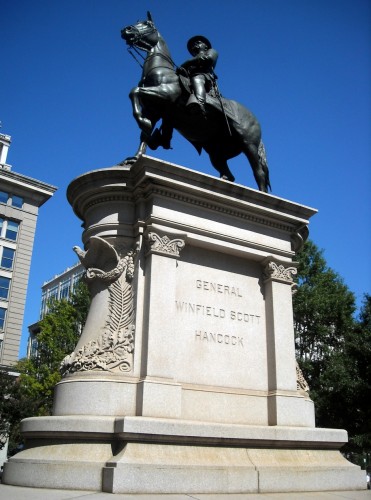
127, 46, 146, 68
126, 24, 178, 71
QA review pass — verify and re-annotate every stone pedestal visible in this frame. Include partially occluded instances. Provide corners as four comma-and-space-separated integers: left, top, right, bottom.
3, 156, 365, 493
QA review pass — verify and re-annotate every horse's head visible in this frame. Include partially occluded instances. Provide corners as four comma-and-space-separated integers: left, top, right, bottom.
121, 11, 159, 51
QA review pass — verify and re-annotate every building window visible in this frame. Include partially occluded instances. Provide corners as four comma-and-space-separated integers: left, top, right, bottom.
48, 285, 58, 301
40, 285, 59, 317
1, 247, 15, 269
0, 218, 20, 241
0, 276, 11, 300
12, 195, 23, 208
5, 220, 19, 241
60, 278, 71, 300
0, 307, 6, 330
72, 270, 84, 291
0, 191, 24, 208
46, 286, 59, 313
0, 191, 8, 204
40, 294, 47, 318
29, 336, 38, 358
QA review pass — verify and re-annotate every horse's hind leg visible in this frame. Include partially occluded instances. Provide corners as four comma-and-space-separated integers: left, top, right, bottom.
242, 142, 270, 192
209, 154, 235, 182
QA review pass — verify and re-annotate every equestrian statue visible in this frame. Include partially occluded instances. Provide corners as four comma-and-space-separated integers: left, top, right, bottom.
121, 12, 271, 192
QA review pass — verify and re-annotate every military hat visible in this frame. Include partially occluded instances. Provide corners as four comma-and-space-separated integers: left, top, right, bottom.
187, 35, 212, 54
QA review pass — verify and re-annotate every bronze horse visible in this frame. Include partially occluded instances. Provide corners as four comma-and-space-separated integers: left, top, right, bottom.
121, 13, 271, 192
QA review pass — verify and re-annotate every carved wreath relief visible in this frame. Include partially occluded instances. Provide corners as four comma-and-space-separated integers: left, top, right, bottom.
61, 237, 138, 376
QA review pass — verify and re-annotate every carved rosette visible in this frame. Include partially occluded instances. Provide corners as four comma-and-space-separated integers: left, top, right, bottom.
263, 260, 297, 284
60, 236, 138, 376
296, 361, 310, 392
147, 232, 185, 257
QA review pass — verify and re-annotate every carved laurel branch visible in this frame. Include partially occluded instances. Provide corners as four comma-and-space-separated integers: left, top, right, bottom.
0, 431, 9, 447
263, 261, 297, 283
61, 277, 135, 375
147, 232, 185, 257
296, 361, 310, 392
60, 244, 137, 376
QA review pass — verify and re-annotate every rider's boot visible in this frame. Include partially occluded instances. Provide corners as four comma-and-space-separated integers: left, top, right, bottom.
147, 128, 161, 150
186, 94, 207, 117
147, 123, 173, 151
160, 121, 173, 149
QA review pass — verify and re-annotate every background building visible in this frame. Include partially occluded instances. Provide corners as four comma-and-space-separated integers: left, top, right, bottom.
0, 132, 57, 369
27, 261, 84, 358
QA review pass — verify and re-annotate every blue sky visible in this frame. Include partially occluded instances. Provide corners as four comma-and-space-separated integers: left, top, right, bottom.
2, 0, 370, 358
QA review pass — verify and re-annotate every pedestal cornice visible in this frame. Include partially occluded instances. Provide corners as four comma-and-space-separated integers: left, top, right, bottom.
67, 156, 317, 246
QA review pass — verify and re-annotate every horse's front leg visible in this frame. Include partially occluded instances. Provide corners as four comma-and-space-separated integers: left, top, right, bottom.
120, 134, 148, 166
119, 87, 154, 165
133, 132, 149, 158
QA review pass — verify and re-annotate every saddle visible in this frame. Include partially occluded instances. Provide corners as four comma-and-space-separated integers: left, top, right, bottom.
177, 69, 234, 120
177, 70, 192, 95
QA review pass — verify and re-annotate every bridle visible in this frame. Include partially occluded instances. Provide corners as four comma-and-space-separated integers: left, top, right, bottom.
125, 22, 157, 51
124, 21, 177, 70
125, 22, 158, 67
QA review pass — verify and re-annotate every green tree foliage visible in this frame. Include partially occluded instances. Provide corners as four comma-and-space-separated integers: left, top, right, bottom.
294, 241, 371, 454
16, 298, 80, 415
0, 280, 91, 450
317, 294, 371, 454
72, 278, 92, 331
0, 369, 36, 452
294, 240, 356, 376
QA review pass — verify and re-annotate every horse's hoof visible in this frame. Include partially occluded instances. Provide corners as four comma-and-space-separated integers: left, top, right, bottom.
118, 156, 138, 166
221, 175, 235, 182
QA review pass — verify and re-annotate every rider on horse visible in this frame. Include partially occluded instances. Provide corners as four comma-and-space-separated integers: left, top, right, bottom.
179, 35, 218, 115
150, 35, 218, 150
121, 13, 271, 192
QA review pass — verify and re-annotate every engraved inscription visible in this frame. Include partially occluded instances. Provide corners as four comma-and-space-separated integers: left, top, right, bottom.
230, 311, 260, 323
175, 301, 260, 324
195, 331, 244, 347
175, 301, 226, 318
176, 277, 261, 349
196, 280, 242, 297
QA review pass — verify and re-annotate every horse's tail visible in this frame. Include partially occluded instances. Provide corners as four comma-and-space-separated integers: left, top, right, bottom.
258, 140, 271, 192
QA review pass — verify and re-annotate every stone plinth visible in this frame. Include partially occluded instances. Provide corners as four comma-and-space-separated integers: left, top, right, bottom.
3, 156, 365, 493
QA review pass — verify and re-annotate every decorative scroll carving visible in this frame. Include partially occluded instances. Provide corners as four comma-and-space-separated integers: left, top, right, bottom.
296, 361, 310, 392
263, 260, 297, 283
72, 236, 136, 282
147, 232, 185, 257
291, 225, 309, 252
60, 237, 137, 375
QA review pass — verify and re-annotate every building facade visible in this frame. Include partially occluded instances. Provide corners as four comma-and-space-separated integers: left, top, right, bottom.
27, 261, 84, 358
0, 132, 57, 369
